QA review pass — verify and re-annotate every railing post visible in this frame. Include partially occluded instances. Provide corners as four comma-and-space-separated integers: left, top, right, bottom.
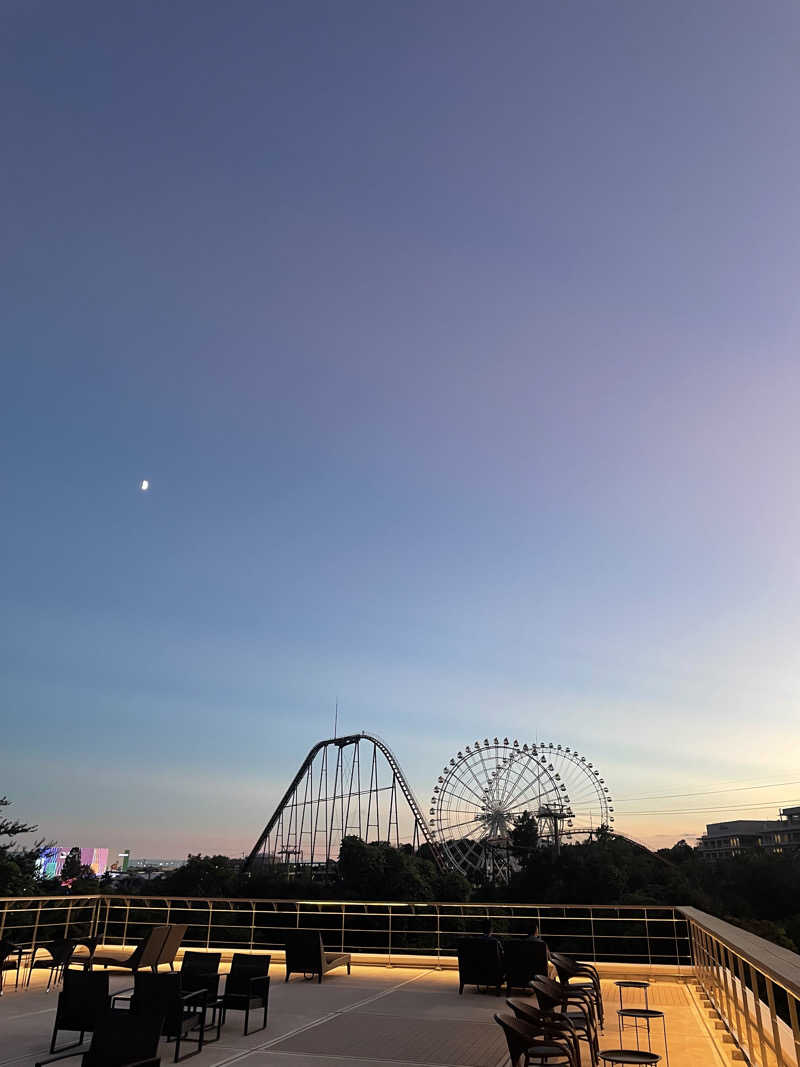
436, 905, 441, 969
590, 908, 597, 961
0, 899, 8, 942
30, 901, 43, 951
64, 900, 73, 939
733, 953, 755, 1065
644, 908, 652, 967
341, 904, 345, 955
101, 897, 110, 945
764, 976, 786, 1067
250, 902, 256, 951
206, 901, 213, 950
786, 989, 800, 1067
387, 905, 392, 968
748, 962, 770, 1067
122, 899, 131, 946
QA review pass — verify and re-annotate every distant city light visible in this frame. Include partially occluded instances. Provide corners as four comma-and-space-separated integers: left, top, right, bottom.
140, 479, 149, 491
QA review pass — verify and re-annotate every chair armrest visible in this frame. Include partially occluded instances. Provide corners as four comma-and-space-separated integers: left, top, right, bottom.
126, 1060, 161, 1067
179, 987, 207, 1006
247, 975, 269, 993
111, 986, 135, 1006
35, 1045, 91, 1066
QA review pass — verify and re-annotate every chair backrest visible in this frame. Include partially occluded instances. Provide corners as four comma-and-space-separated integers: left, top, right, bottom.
133, 971, 184, 1033
57, 970, 110, 1030
456, 937, 504, 985
156, 924, 188, 968
180, 950, 221, 998
503, 938, 549, 988
131, 926, 171, 970
82, 1008, 164, 1066
285, 930, 325, 973
529, 975, 564, 1012
227, 952, 271, 997
181, 950, 221, 976
494, 1011, 545, 1067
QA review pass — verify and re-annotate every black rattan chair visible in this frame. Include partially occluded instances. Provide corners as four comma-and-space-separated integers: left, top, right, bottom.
124, 972, 206, 1062
36, 1007, 163, 1066
221, 953, 270, 1035
494, 1011, 577, 1067
180, 952, 222, 1039
48, 970, 110, 1054
503, 937, 549, 993
530, 976, 599, 1065
456, 937, 504, 995
0, 939, 22, 995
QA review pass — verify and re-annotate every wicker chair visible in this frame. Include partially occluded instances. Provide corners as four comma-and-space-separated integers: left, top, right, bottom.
507, 997, 583, 1067
549, 950, 604, 1025
530, 976, 599, 1066
0, 939, 22, 995
124, 972, 206, 1062
456, 937, 504, 995
48, 970, 110, 1054
36, 1007, 163, 1066
284, 931, 351, 983
494, 1011, 577, 1067
221, 953, 270, 1035
180, 952, 222, 1039
503, 937, 549, 993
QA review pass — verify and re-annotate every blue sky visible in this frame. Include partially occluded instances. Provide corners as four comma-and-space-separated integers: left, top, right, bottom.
3, 1, 800, 857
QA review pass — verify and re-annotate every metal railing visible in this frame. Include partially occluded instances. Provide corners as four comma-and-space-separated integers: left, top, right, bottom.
0, 895, 689, 965
681, 906, 800, 1067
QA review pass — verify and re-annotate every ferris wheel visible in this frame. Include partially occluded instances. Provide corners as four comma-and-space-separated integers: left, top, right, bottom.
428, 737, 569, 881
527, 741, 614, 835
428, 737, 614, 882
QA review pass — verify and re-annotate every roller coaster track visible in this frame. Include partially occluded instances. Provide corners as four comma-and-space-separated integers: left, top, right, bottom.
244, 732, 443, 872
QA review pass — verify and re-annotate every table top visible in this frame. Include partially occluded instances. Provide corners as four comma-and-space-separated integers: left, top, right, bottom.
618, 1009, 664, 1019
615, 980, 650, 989
599, 1051, 660, 1064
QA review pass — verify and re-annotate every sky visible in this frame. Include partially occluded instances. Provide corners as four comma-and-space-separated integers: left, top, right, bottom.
3, 1, 800, 859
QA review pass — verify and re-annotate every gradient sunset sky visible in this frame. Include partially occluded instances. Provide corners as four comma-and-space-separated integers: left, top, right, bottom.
4, 1, 800, 858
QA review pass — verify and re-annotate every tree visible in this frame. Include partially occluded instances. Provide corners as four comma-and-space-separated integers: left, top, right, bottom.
0, 796, 41, 896
60, 847, 83, 881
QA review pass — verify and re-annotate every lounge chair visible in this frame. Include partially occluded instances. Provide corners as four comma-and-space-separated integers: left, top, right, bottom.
503, 937, 549, 993
35, 1007, 164, 1066
284, 930, 351, 984
494, 1011, 577, 1067
27, 936, 98, 992
48, 970, 110, 1054
456, 936, 504, 995
220, 953, 270, 1035
154, 925, 188, 972
91, 926, 170, 974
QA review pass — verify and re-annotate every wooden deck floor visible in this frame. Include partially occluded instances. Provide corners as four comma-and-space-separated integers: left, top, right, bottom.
0, 963, 733, 1067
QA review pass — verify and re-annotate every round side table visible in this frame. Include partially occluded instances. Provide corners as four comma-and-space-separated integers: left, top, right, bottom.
599, 1051, 660, 1065
615, 980, 650, 1011
617, 1008, 669, 1067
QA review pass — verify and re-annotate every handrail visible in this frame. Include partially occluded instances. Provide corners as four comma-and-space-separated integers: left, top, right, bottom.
680, 905, 800, 1067
680, 906, 800, 1001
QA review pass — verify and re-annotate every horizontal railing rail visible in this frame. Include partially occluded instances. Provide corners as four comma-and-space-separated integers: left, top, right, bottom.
681, 906, 800, 1067
0, 895, 690, 965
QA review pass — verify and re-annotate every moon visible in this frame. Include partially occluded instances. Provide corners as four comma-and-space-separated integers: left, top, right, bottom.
139, 479, 149, 491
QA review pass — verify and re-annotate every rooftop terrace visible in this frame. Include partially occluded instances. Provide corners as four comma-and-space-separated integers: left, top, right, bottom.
1, 898, 797, 1067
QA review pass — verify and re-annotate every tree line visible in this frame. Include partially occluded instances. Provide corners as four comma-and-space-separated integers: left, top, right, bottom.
4, 795, 800, 951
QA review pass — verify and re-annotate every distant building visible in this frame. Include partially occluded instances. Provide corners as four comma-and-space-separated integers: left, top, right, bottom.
36, 845, 110, 878
128, 857, 183, 871
698, 806, 800, 858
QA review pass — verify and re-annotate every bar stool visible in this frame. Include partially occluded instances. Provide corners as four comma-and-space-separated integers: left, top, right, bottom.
617, 1009, 669, 1067
599, 1051, 660, 1065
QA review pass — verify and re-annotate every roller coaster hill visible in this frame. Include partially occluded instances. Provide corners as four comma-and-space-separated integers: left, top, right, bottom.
243, 731, 615, 885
